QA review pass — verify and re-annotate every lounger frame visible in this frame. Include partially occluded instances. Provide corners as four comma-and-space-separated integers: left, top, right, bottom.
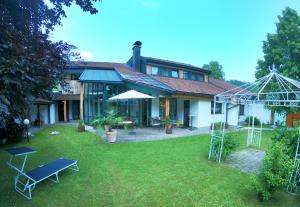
6, 147, 79, 200
13, 159, 79, 199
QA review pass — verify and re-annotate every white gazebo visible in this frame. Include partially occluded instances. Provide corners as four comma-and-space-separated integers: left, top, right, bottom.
208, 66, 300, 193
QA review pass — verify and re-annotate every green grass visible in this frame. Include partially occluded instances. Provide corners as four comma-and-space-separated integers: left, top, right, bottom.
0, 125, 298, 207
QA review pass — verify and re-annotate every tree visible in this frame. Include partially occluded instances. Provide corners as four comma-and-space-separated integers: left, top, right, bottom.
0, 0, 101, 120
255, 7, 300, 112
203, 61, 225, 80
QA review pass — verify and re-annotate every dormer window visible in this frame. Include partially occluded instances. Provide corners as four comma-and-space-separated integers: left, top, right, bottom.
183, 71, 204, 82
152, 67, 158, 75
171, 70, 178, 78
151, 66, 178, 78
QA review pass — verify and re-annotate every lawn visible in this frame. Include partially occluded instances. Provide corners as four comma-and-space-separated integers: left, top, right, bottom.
0, 125, 298, 207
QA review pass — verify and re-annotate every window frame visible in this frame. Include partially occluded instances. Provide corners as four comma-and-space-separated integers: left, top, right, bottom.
211, 101, 223, 114
239, 105, 245, 116
183, 71, 204, 82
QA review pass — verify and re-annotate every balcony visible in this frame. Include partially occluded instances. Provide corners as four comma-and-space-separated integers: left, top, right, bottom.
61, 80, 81, 95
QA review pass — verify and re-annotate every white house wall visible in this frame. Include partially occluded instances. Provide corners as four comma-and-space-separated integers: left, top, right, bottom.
50, 103, 56, 124
190, 100, 199, 127
227, 104, 239, 126
274, 112, 286, 125
151, 97, 159, 118
197, 99, 212, 128
242, 104, 271, 124
68, 100, 73, 120
40, 105, 49, 124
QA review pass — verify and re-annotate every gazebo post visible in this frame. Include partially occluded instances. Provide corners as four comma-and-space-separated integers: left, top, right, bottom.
218, 111, 226, 162
209, 96, 217, 160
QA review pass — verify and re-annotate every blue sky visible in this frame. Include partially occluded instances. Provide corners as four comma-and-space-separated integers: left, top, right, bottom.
50, 0, 300, 81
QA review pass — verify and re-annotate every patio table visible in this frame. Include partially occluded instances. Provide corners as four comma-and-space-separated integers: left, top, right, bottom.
120, 121, 136, 135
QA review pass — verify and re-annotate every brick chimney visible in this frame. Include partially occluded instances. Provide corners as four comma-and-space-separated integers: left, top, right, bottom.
132, 41, 142, 72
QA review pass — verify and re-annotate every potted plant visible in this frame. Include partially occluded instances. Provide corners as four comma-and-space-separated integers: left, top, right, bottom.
105, 114, 123, 143
92, 110, 123, 143
165, 116, 172, 134
176, 119, 181, 128
78, 120, 85, 132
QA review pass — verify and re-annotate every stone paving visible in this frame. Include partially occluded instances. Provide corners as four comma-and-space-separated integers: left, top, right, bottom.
102, 127, 211, 142
225, 148, 265, 175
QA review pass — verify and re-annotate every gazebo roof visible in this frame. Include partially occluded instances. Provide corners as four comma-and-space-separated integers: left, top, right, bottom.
215, 68, 300, 107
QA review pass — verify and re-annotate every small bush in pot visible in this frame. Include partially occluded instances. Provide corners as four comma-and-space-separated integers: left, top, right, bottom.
165, 116, 172, 134
92, 110, 123, 143
77, 120, 85, 132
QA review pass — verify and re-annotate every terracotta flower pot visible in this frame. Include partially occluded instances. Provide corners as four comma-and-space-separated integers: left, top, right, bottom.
106, 129, 117, 143
78, 125, 85, 132
165, 125, 172, 134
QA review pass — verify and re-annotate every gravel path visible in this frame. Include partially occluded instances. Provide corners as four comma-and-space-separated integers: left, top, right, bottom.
226, 148, 265, 175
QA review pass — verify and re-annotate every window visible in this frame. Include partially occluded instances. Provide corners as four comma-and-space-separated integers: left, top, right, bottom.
171, 70, 178, 78
211, 101, 222, 114
183, 71, 204, 82
151, 66, 178, 78
159, 98, 166, 118
239, 105, 245, 115
160, 69, 169, 77
169, 98, 177, 120
151, 67, 158, 75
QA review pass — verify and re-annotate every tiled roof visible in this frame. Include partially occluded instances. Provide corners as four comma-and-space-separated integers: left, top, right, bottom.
68, 61, 174, 92
68, 61, 237, 96
209, 79, 237, 91
153, 76, 236, 96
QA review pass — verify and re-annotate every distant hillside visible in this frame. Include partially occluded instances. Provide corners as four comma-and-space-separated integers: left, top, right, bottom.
227, 80, 248, 88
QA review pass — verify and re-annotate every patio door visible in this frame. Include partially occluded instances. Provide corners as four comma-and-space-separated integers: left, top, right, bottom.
183, 100, 190, 127
141, 99, 149, 126
72, 101, 80, 120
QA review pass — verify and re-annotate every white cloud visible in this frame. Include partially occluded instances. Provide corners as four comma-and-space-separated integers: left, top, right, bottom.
80, 51, 93, 60
141, 1, 160, 9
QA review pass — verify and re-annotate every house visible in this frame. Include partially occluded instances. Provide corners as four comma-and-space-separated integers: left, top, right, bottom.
30, 41, 272, 128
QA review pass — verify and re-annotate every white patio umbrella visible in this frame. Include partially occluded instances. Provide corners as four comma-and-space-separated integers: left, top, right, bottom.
108, 90, 154, 101
107, 90, 154, 127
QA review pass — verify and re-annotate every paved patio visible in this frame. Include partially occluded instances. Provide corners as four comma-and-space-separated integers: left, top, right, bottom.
99, 127, 211, 142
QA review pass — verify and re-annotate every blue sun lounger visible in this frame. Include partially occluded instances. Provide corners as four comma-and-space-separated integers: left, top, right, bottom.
6, 147, 79, 200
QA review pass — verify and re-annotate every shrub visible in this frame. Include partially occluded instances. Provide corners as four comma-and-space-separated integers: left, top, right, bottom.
271, 127, 298, 159
165, 115, 172, 126
245, 116, 261, 126
211, 122, 228, 131
211, 133, 239, 159
253, 142, 293, 201
0, 113, 25, 143
78, 119, 85, 132
92, 110, 123, 131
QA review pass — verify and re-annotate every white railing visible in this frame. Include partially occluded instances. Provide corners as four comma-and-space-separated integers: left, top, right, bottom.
61, 80, 81, 95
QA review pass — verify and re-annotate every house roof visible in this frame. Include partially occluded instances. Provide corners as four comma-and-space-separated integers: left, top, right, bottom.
79, 69, 123, 83
68, 61, 174, 92
153, 76, 237, 96
68, 61, 237, 96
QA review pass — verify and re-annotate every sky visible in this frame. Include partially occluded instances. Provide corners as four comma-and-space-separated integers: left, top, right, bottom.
50, 0, 300, 82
